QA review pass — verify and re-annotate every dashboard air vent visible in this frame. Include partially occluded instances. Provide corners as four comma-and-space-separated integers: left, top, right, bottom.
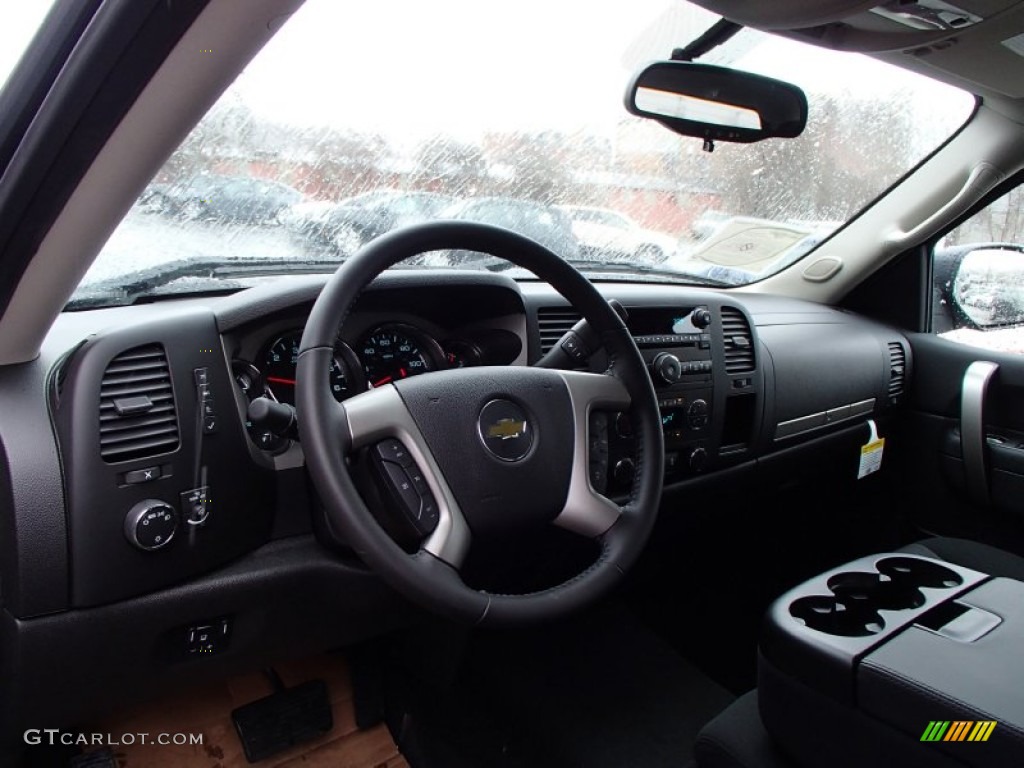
538, 307, 581, 354
721, 306, 755, 374
99, 344, 179, 463
887, 341, 907, 401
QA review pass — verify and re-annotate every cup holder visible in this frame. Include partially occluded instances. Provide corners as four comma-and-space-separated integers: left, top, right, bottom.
790, 595, 885, 637
876, 556, 963, 589
827, 571, 926, 611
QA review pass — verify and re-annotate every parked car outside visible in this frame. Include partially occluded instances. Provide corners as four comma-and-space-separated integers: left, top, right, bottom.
282, 190, 455, 255
440, 197, 582, 265
139, 174, 302, 225
558, 205, 677, 264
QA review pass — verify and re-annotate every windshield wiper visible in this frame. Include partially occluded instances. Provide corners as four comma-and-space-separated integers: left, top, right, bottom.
65, 256, 347, 310
561, 258, 735, 287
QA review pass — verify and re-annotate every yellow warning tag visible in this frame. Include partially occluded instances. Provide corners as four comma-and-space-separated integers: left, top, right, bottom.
858, 419, 884, 479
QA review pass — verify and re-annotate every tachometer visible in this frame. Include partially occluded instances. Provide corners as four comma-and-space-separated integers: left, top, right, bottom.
263, 331, 363, 405
359, 324, 442, 387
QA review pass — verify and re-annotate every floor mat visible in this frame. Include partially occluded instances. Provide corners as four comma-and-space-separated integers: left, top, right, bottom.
79, 654, 407, 768
377, 603, 734, 768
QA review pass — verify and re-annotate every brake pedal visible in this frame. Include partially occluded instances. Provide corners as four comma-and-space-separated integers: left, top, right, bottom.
231, 678, 333, 763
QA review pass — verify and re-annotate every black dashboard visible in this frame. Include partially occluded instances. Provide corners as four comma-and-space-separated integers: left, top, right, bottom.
0, 270, 912, 735
27, 272, 911, 608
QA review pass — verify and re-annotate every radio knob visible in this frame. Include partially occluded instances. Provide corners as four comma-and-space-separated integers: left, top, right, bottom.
688, 447, 708, 472
613, 458, 636, 485
691, 308, 712, 329
652, 353, 682, 385
124, 500, 178, 551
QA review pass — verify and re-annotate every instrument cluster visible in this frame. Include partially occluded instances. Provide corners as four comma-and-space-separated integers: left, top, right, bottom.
232, 322, 499, 452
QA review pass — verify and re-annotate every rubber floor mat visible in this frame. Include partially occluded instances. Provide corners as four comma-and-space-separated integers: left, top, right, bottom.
78, 653, 407, 768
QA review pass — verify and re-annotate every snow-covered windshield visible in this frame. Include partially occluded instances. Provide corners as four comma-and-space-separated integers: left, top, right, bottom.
74, 0, 974, 304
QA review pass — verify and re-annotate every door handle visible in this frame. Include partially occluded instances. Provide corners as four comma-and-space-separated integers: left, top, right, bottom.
961, 360, 999, 505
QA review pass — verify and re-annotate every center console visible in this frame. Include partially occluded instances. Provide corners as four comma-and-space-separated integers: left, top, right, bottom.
759, 553, 1024, 768
600, 301, 760, 493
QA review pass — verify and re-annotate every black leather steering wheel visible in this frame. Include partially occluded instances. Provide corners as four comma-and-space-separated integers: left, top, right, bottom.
297, 221, 663, 625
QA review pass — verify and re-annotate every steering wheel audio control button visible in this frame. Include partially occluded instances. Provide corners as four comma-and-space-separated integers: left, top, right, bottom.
406, 464, 430, 495
375, 438, 414, 467
374, 447, 439, 537
382, 461, 421, 515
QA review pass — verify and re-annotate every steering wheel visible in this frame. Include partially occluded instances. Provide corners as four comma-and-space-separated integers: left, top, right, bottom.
297, 221, 664, 625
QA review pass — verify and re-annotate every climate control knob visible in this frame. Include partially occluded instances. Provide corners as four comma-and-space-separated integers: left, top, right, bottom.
687, 399, 710, 429
651, 353, 682, 385
690, 307, 712, 329
124, 500, 178, 551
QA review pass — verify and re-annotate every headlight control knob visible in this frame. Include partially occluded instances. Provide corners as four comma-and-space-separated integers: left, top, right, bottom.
124, 500, 178, 551
652, 353, 682, 385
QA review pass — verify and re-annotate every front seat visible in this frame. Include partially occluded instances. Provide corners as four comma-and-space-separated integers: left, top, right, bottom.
898, 536, 1024, 581
691, 536, 1024, 768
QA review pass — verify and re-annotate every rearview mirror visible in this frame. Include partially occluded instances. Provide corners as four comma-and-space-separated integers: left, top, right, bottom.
625, 61, 808, 144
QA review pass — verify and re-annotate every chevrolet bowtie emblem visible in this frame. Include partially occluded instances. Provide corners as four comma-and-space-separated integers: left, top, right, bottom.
487, 418, 527, 440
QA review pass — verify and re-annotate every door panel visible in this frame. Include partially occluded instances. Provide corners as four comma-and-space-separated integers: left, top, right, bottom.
899, 333, 1024, 556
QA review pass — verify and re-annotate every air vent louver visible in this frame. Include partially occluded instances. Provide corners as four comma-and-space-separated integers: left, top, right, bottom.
887, 342, 907, 400
99, 344, 179, 463
538, 307, 581, 354
721, 306, 755, 374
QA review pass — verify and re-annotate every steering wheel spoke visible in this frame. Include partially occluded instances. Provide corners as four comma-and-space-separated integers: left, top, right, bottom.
552, 370, 631, 537
341, 385, 470, 568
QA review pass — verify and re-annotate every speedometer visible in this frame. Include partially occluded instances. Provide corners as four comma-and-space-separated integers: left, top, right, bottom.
263, 331, 364, 405
360, 325, 442, 387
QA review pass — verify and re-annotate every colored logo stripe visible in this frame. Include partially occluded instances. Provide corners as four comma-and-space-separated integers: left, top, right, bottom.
968, 721, 997, 742
921, 720, 996, 742
945, 721, 971, 741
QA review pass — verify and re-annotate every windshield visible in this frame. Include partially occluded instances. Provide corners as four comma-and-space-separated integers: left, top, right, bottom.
76, 0, 974, 304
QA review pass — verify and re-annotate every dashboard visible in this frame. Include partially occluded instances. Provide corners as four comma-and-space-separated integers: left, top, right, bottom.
0, 270, 912, 737
27, 271, 911, 606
